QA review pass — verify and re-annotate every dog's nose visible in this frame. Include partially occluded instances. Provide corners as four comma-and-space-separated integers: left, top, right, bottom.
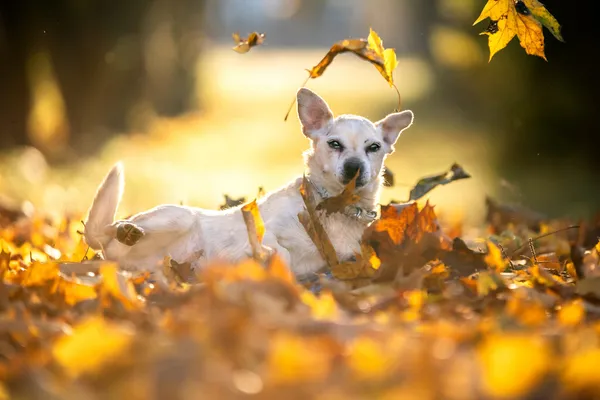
343, 158, 363, 183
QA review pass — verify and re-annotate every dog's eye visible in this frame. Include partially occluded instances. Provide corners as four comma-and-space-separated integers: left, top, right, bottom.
366, 143, 381, 153
328, 140, 343, 150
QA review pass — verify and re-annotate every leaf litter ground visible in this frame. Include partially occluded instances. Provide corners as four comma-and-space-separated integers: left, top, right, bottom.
2, 162, 600, 400
0, 23, 581, 399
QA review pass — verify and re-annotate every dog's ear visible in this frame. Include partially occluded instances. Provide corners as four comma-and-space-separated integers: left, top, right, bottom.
297, 88, 333, 139
376, 110, 414, 148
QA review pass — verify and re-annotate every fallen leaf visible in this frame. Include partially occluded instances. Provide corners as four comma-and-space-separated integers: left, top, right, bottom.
558, 299, 585, 326
330, 242, 378, 281
232, 32, 266, 54
346, 336, 395, 381
52, 316, 134, 378
436, 238, 488, 278
476, 271, 507, 296
485, 196, 546, 233
408, 163, 471, 202
267, 332, 334, 384
365, 202, 449, 283
484, 240, 507, 272
561, 348, 600, 391
0, 249, 10, 275
57, 277, 98, 306
478, 334, 551, 398
575, 277, 600, 301
22, 261, 59, 287
99, 263, 142, 310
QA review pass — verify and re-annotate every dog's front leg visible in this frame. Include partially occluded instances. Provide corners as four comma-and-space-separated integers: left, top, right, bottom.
262, 233, 291, 267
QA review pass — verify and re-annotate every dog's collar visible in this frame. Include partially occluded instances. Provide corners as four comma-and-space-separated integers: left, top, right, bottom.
305, 176, 378, 224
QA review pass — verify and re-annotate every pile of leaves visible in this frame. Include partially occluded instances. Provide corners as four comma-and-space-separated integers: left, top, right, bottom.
2, 163, 600, 400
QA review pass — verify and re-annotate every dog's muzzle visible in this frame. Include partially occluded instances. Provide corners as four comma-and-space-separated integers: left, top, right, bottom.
342, 158, 366, 187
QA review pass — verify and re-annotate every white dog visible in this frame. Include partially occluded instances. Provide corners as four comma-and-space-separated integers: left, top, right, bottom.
83, 88, 414, 277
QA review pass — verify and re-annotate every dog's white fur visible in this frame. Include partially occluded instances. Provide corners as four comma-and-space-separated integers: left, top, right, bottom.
83, 88, 414, 277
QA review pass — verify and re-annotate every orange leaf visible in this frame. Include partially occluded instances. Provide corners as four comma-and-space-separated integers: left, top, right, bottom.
99, 263, 142, 310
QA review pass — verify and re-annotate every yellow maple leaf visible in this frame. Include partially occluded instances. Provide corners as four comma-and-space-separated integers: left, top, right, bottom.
99, 263, 142, 310
562, 348, 600, 391
21, 261, 59, 286
52, 316, 134, 378
367, 28, 398, 87
478, 333, 551, 398
558, 300, 585, 327
346, 336, 395, 381
56, 278, 98, 306
484, 241, 506, 272
300, 291, 339, 320
474, 0, 562, 61
267, 332, 333, 384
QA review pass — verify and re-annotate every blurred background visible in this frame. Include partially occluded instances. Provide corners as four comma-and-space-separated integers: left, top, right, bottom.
0, 0, 596, 226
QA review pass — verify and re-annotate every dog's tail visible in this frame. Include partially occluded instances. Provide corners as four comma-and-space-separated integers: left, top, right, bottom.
83, 162, 125, 250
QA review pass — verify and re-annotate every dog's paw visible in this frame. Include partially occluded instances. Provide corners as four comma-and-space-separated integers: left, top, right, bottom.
115, 222, 145, 246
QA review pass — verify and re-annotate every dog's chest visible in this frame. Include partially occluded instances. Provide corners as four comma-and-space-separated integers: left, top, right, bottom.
283, 209, 366, 275
319, 211, 365, 256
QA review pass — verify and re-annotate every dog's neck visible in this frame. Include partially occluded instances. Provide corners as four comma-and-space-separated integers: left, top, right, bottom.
304, 170, 381, 223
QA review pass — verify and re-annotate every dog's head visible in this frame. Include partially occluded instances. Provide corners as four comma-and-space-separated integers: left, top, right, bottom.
297, 88, 414, 192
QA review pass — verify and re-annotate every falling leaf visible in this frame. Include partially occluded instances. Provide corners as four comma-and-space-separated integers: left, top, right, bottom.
316, 172, 360, 215
232, 32, 266, 54
241, 200, 267, 262
473, 0, 563, 61
305, 28, 400, 91
52, 316, 134, 378
307, 38, 369, 79
285, 28, 400, 120
366, 28, 399, 88
408, 163, 471, 202
520, 0, 564, 42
